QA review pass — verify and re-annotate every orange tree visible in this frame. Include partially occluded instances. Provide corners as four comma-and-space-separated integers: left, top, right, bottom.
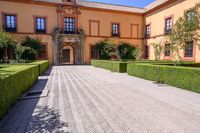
169, 3, 200, 65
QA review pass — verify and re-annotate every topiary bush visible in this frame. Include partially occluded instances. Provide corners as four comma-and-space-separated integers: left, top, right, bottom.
29, 60, 49, 75
127, 62, 200, 93
0, 65, 39, 118
91, 60, 127, 73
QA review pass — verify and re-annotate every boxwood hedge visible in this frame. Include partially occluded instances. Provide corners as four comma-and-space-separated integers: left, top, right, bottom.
91, 60, 127, 73
127, 63, 200, 93
0, 65, 39, 118
29, 60, 49, 75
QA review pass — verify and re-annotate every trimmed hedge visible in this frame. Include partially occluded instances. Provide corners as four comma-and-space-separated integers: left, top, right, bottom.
156, 63, 200, 67
127, 63, 200, 93
0, 60, 49, 118
127, 60, 175, 64
91, 60, 127, 73
0, 65, 39, 118
29, 60, 49, 75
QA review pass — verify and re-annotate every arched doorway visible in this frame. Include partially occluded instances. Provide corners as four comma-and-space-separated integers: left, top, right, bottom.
62, 45, 74, 64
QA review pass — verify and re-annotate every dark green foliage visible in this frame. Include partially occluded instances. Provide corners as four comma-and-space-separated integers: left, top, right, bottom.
96, 40, 111, 59
19, 36, 42, 61
0, 49, 3, 62
21, 47, 37, 60
95, 39, 136, 60
0, 65, 39, 118
118, 43, 136, 59
91, 60, 127, 73
127, 63, 200, 93
0, 31, 16, 49
29, 60, 49, 75
21, 36, 42, 50
0, 31, 16, 62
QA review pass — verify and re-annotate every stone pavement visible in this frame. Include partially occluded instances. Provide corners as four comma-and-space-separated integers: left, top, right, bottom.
0, 65, 200, 133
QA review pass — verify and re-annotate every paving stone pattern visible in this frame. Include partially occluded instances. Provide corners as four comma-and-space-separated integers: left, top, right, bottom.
0, 65, 200, 133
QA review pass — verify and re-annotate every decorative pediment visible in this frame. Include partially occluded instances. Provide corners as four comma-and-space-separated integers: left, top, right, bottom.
58, 6, 80, 18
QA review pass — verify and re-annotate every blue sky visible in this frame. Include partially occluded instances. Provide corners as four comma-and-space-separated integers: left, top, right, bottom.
87, 0, 156, 8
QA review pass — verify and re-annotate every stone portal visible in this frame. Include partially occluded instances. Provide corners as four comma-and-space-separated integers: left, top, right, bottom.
53, 33, 85, 65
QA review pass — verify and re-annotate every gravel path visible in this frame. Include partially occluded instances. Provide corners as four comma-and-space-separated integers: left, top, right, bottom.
0, 65, 200, 133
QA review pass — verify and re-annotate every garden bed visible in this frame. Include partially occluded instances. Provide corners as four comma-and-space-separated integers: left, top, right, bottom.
91, 60, 127, 73
127, 62, 200, 93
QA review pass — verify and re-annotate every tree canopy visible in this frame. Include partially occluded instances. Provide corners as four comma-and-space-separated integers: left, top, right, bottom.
0, 30, 16, 49
168, 3, 200, 62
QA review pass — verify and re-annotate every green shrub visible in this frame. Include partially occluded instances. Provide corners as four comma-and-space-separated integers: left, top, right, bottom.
96, 40, 111, 59
127, 60, 174, 64
21, 36, 42, 50
127, 63, 200, 93
153, 62, 199, 68
21, 47, 37, 60
0, 65, 39, 118
0, 31, 17, 62
29, 60, 49, 75
118, 43, 136, 59
91, 60, 127, 73
95, 39, 137, 60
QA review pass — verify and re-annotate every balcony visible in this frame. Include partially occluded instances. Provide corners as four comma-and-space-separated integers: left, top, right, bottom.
64, 30, 76, 34
53, 27, 85, 35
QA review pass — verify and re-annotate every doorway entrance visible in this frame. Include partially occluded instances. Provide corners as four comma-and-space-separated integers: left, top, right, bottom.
62, 45, 74, 64
63, 49, 70, 63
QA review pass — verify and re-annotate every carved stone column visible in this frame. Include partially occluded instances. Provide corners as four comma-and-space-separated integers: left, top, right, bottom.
53, 34, 59, 65
79, 33, 85, 64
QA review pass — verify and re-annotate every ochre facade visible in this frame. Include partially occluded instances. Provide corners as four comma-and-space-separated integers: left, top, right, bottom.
0, 0, 199, 64
145, 0, 200, 62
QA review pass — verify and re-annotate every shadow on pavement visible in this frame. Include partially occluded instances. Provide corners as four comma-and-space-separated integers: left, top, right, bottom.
26, 106, 69, 133
0, 67, 68, 133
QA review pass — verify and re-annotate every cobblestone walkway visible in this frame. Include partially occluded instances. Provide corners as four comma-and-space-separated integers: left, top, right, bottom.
0, 65, 200, 133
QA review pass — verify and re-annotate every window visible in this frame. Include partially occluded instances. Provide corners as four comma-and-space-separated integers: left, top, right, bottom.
35, 17, 46, 33
186, 10, 194, 22
145, 24, 151, 37
112, 23, 120, 37
185, 41, 193, 58
164, 44, 171, 57
64, 18, 75, 34
4, 15, 17, 32
144, 46, 149, 59
165, 17, 172, 33
37, 44, 47, 59
91, 45, 99, 59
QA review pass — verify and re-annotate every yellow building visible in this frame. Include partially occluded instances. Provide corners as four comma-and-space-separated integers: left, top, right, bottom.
145, 0, 200, 62
0, 0, 199, 64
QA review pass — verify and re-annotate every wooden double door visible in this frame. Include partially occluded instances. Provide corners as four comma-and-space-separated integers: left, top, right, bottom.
63, 49, 70, 63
